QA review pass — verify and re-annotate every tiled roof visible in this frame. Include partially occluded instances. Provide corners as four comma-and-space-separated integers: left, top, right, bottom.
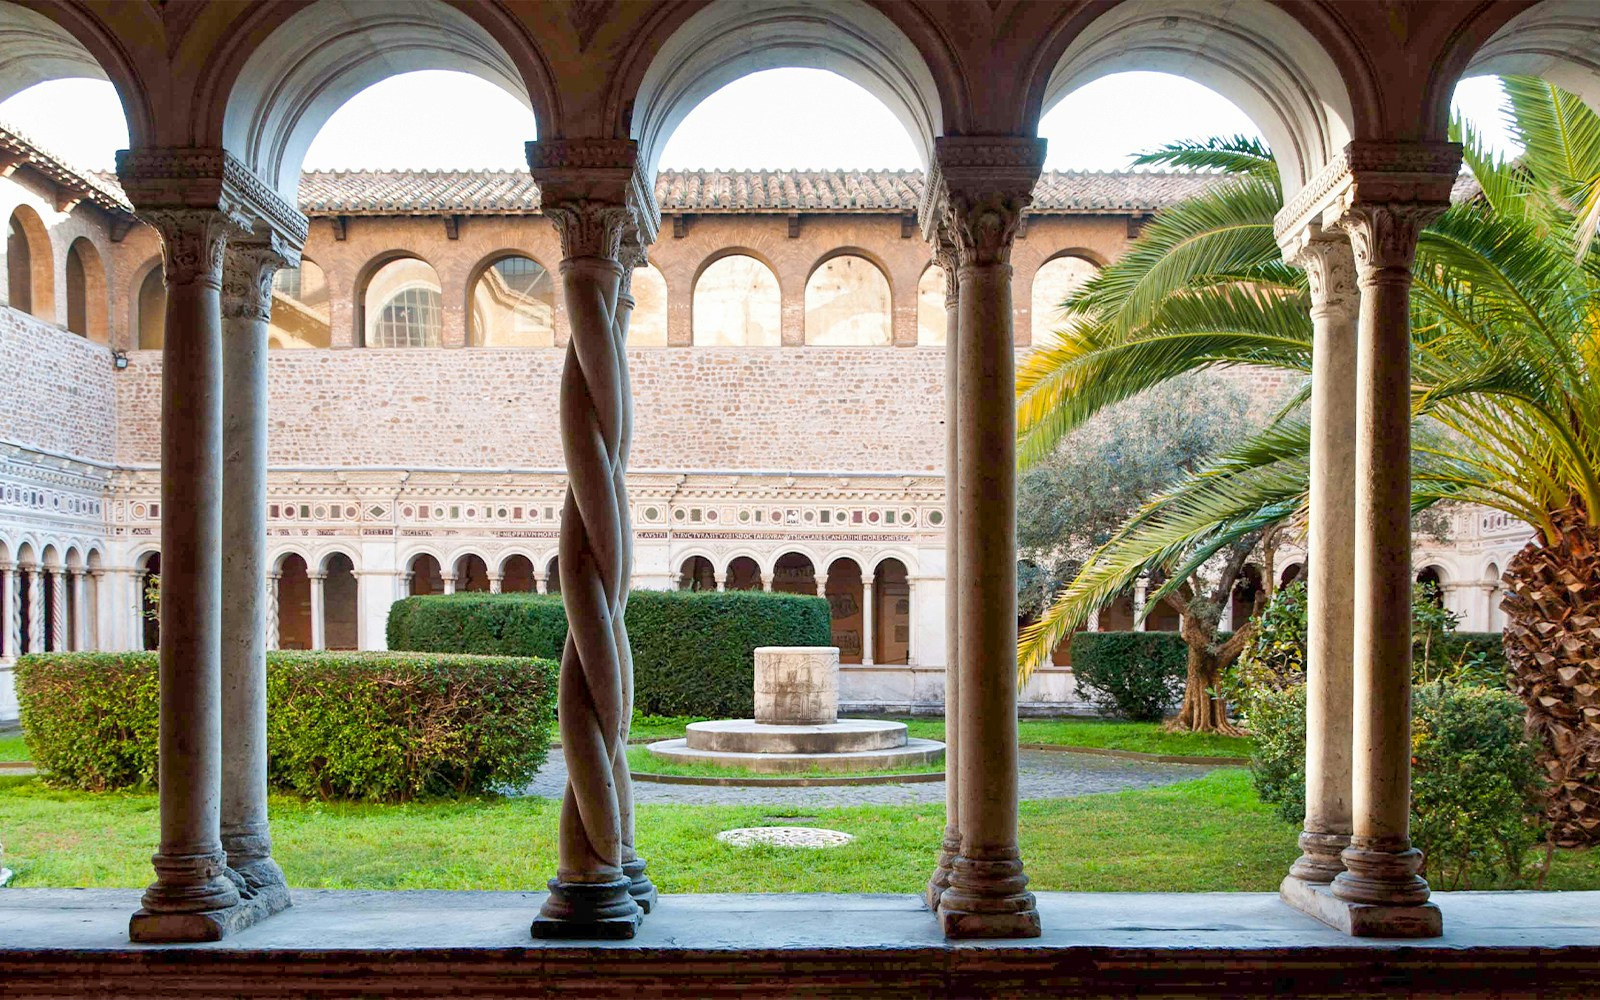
0, 125, 134, 218
296, 170, 541, 215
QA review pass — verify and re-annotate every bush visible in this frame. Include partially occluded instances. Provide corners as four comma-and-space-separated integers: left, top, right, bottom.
15, 650, 557, 801
1069, 631, 1188, 721
1249, 680, 1545, 888
387, 589, 832, 718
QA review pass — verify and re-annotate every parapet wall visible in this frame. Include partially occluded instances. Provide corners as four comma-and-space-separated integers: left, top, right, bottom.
2, 309, 117, 462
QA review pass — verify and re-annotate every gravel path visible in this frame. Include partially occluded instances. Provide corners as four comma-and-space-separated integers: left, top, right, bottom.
520, 748, 1215, 807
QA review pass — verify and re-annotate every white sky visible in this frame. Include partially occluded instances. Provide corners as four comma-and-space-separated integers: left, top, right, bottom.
0, 68, 1520, 175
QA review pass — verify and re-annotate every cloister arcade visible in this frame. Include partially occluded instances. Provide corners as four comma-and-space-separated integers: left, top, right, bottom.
1, 0, 1598, 990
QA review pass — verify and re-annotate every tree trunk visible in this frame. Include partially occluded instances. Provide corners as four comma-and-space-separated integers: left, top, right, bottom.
1503, 505, 1600, 848
1171, 613, 1246, 735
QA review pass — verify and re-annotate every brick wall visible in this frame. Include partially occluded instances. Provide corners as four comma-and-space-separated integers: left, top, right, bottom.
1, 309, 117, 461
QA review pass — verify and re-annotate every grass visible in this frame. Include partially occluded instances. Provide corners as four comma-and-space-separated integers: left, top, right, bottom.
3, 769, 1593, 893
624, 745, 944, 781
0, 731, 28, 762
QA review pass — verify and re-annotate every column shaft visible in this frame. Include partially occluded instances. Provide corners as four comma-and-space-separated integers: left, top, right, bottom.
309, 573, 327, 650
49, 570, 67, 651
1291, 234, 1358, 883
861, 579, 876, 666
1, 567, 17, 658
72, 571, 90, 650
928, 247, 962, 908
27, 568, 43, 652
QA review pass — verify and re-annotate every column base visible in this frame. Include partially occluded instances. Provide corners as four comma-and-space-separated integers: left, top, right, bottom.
925, 829, 959, 911
129, 881, 292, 943
1288, 829, 1349, 883
531, 877, 642, 940
936, 854, 1041, 939
1280, 875, 1442, 938
623, 858, 658, 914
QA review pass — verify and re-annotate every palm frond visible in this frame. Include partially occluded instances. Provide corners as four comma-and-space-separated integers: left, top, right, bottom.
1129, 135, 1279, 183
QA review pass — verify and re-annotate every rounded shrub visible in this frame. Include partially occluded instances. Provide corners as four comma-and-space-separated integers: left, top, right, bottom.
387, 589, 831, 718
1067, 631, 1188, 721
15, 650, 557, 801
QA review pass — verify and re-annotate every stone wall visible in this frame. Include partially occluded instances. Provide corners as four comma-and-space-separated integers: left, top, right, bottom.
0, 308, 117, 462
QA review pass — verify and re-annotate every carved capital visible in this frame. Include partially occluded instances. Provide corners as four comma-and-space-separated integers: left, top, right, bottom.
923, 136, 1044, 269
1336, 201, 1444, 277
545, 200, 634, 262
222, 236, 297, 321
931, 219, 960, 303
944, 189, 1030, 268
143, 209, 247, 289
1286, 228, 1358, 318
527, 138, 659, 247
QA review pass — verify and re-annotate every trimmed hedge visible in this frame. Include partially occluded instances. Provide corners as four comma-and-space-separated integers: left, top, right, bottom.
1068, 631, 1192, 721
387, 590, 832, 717
15, 650, 557, 801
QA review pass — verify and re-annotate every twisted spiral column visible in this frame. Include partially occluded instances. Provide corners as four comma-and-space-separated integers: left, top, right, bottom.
533, 195, 642, 939
49, 567, 68, 652
26, 565, 43, 653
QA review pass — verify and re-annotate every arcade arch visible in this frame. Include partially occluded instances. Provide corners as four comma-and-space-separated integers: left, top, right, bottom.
804, 253, 891, 346
65, 237, 107, 342
455, 553, 491, 592
500, 553, 536, 593
470, 254, 555, 347
275, 553, 312, 650
5, 204, 50, 319
321, 552, 359, 650
408, 553, 445, 596
135, 263, 165, 349
1030, 254, 1099, 344
915, 264, 945, 346
677, 555, 716, 591
364, 258, 443, 348
692, 254, 779, 346
627, 263, 669, 347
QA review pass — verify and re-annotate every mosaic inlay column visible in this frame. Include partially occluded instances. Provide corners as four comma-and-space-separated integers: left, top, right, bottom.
48, 566, 67, 651
528, 138, 658, 940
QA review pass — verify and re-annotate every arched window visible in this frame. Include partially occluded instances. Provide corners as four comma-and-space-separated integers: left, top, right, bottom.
872, 559, 910, 665
726, 556, 762, 591
66, 238, 109, 341
322, 553, 359, 650
455, 554, 491, 592
470, 255, 554, 347
501, 554, 535, 592
627, 263, 668, 347
409, 554, 444, 596
6, 206, 51, 319
270, 260, 331, 348
772, 552, 816, 597
826, 558, 864, 664
916, 264, 946, 345
1031, 255, 1099, 343
693, 255, 779, 346
277, 554, 312, 649
678, 555, 716, 591
137, 266, 166, 349
365, 258, 442, 348
804, 255, 890, 345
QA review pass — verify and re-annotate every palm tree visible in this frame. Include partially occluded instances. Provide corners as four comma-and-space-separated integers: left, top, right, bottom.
1018, 77, 1600, 842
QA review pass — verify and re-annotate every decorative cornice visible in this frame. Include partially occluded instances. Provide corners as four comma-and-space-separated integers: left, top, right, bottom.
525, 138, 659, 247
1274, 140, 1461, 252
115, 146, 310, 250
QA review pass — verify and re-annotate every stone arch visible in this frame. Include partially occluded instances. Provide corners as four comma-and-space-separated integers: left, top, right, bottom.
454, 552, 491, 592
64, 237, 108, 342
770, 550, 818, 596
803, 251, 892, 346
1280, 561, 1306, 588
724, 555, 764, 592
320, 550, 359, 650
1444, 1, 1600, 136
692, 251, 781, 346
870, 556, 911, 665
825, 556, 865, 664
544, 555, 561, 595
499, 552, 536, 592
212, 0, 554, 199
624, 0, 944, 177
678, 555, 716, 592
361, 255, 444, 348
276, 552, 313, 650
134, 258, 166, 349
1031, 0, 1357, 199
0, 1, 155, 146
915, 262, 947, 346
407, 551, 446, 596
467, 251, 556, 348
6, 204, 53, 319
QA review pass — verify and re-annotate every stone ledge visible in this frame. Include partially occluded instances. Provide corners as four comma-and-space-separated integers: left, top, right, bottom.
2, 889, 1598, 998
1280, 875, 1444, 938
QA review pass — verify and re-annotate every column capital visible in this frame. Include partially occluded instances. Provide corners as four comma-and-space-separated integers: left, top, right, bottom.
222, 235, 300, 321
1275, 139, 1459, 255
1336, 201, 1447, 277
930, 218, 960, 304
920, 136, 1045, 269
527, 138, 659, 256
1285, 224, 1358, 320
116, 146, 309, 247
307, 571, 327, 582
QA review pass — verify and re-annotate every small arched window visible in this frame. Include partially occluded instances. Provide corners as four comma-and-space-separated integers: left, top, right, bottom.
365, 258, 443, 348
1032, 255, 1100, 343
65, 238, 108, 343
471, 255, 554, 347
627, 263, 669, 347
804, 254, 890, 345
6, 206, 53, 319
916, 264, 946, 345
270, 260, 332, 348
693, 255, 780, 346
137, 266, 166, 349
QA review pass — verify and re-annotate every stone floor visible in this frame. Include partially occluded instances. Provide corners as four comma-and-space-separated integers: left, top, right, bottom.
523, 748, 1216, 805
2, 889, 1596, 997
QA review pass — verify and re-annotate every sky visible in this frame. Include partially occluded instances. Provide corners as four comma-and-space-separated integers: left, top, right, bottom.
0, 68, 1521, 176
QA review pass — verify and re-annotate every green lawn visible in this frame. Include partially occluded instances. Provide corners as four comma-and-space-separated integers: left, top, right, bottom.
631, 715, 1253, 760
2, 770, 1591, 893
0, 731, 28, 762
625, 745, 943, 780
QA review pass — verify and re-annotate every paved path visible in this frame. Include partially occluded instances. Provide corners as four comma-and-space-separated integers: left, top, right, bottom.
520, 748, 1214, 807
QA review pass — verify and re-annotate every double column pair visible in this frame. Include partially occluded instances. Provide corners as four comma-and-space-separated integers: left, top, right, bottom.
526, 139, 658, 940
1281, 144, 1459, 937
117, 149, 306, 942
922, 137, 1045, 939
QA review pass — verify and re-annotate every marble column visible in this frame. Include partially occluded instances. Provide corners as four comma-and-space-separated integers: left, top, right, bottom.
47, 567, 67, 652
489, 573, 503, 594
132, 206, 247, 932
934, 137, 1044, 939
1, 563, 17, 658
1086, 607, 1101, 632
861, 578, 876, 666
534, 571, 547, 595
1331, 199, 1445, 924
26, 566, 42, 655
308, 572, 327, 650
71, 569, 90, 650
441, 572, 457, 596
1286, 230, 1359, 886
928, 228, 962, 907
1132, 575, 1149, 631
528, 138, 655, 940
219, 237, 293, 900
713, 572, 726, 592
814, 575, 826, 599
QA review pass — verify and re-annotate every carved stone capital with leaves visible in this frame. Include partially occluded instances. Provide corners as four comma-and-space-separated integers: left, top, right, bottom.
144, 209, 249, 290
1336, 201, 1445, 280
931, 219, 960, 304
1288, 231, 1358, 321
545, 200, 635, 262
221, 238, 297, 321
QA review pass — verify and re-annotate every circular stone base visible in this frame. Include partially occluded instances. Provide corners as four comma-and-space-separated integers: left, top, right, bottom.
647, 737, 945, 774
685, 719, 907, 754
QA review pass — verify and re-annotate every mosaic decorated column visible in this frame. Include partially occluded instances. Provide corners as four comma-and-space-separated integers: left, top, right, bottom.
932, 136, 1044, 939
26, 564, 43, 652
927, 222, 961, 909
220, 234, 297, 904
1284, 229, 1358, 886
48, 567, 67, 651
1332, 197, 1446, 923
528, 138, 658, 940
